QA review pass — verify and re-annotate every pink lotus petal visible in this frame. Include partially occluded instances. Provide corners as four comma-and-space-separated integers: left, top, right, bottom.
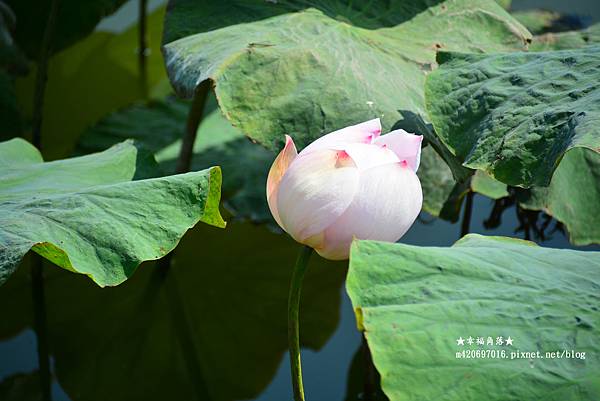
343, 143, 400, 171
315, 162, 422, 260
266, 135, 298, 228
373, 130, 423, 172
276, 149, 359, 242
299, 118, 381, 155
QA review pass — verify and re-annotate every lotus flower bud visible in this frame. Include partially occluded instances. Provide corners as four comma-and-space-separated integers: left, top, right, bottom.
266, 118, 423, 260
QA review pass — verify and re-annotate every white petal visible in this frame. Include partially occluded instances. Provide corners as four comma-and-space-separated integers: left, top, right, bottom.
276, 149, 359, 243
316, 162, 422, 260
299, 118, 381, 155
343, 143, 400, 171
266, 135, 298, 228
373, 130, 423, 172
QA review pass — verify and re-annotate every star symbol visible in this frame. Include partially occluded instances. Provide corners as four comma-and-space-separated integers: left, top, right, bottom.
457, 337, 465, 346
505, 336, 514, 346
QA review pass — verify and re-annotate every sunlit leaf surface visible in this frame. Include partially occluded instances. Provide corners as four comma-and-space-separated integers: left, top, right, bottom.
162, 0, 530, 152
0, 138, 224, 286
347, 236, 600, 401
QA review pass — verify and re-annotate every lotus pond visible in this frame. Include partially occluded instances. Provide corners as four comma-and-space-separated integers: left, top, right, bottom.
1, 1, 599, 400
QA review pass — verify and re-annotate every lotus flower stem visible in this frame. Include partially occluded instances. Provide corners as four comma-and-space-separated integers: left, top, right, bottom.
288, 245, 313, 401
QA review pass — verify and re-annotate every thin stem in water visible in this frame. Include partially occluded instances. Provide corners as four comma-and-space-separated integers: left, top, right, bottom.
361, 334, 376, 401
32, 258, 52, 401
288, 245, 313, 401
138, 0, 148, 99
460, 191, 474, 238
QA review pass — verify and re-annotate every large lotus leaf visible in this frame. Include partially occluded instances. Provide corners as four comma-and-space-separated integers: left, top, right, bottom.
15, 7, 170, 160
6, 0, 126, 58
76, 96, 277, 224
425, 45, 600, 188
0, 138, 224, 286
516, 147, 600, 245
530, 23, 600, 51
0, 222, 346, 400
347, 236, 600, 401
162, 0, 530, 153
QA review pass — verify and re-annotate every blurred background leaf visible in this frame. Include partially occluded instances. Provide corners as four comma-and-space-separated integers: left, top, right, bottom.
12, 6, 170, 159
5, 0, 127, 59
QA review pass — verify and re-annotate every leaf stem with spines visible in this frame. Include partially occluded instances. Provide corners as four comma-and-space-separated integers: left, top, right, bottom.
288, 245, 313, 401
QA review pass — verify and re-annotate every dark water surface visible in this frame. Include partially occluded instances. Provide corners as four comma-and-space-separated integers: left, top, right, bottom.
2, 0, 599, 400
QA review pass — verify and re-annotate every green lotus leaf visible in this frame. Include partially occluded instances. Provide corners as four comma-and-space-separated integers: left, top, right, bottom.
162, 0, 530, 153
0, 221, 346, 400
0, 138, 224, 286
347, 236, 600, 401
425, 45, 600, 188
471, 170, 508, 200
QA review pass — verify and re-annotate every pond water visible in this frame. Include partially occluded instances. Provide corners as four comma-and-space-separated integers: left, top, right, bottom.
1, 0, 599, 400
